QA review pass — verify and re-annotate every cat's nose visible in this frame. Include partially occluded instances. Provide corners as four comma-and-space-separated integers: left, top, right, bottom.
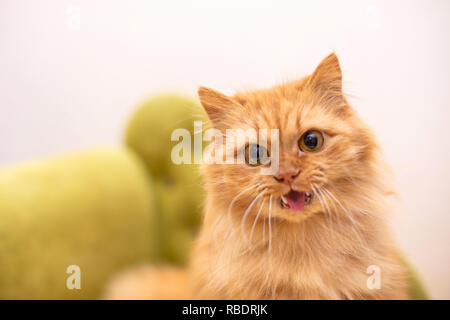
273, 170, 300, 184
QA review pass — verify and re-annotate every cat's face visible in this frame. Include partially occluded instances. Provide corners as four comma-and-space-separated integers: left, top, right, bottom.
199, 53, 377, 223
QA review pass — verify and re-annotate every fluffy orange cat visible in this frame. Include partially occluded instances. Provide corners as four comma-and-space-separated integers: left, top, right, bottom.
106, 53, 409, 299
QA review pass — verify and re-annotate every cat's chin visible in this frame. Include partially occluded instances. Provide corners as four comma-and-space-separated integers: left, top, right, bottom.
274, 206, 316, 223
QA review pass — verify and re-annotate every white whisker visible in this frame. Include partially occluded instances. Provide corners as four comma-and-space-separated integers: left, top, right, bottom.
322, 187, 349, 216
262, 216, 266, 243
227, 183, 260, 225
212, 183, 260, 250
311, 184, 333, 230
322, 186, 366, 248
268, 194, 273, 268
249, 198, 266, 245
240, 189, 267, 246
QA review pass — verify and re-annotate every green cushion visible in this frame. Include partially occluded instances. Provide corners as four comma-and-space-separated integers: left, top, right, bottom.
401, 255, 429, 299
0, 148, 156, 299
125, 94, 207, 177
125, 94, 207, 265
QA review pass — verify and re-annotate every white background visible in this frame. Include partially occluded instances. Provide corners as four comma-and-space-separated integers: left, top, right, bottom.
1, 0, 449, 298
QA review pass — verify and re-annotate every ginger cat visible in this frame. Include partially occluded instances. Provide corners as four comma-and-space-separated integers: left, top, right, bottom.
106, 53, 409, 299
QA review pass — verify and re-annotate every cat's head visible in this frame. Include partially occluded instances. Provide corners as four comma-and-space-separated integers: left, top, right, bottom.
198, 53, 381, 223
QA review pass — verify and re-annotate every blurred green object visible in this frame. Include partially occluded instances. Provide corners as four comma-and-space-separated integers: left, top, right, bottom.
125, 94, 207, 265
153, 165, 204, 264
126, 94, 207, 177
0, 93, 207, 299
400, 255, 429, 300
0, 148, 156, 299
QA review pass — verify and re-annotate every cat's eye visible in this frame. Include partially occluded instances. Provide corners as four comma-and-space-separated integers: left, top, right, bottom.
245, 144, 270, 166
298, 130, 325, 153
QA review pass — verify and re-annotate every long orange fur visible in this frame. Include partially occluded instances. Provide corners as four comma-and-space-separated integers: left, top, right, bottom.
106, 53, 408, 300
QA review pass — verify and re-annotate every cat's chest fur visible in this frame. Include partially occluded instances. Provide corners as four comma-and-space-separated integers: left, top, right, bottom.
192, 211, 407, 299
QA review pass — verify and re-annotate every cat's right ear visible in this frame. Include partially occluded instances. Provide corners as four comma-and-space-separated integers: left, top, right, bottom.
307, 53, 342, 98
198, 86, 241, 128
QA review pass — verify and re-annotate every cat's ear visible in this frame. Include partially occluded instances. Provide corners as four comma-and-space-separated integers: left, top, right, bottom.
307, 53, 342, 96
198, 86, 242, 126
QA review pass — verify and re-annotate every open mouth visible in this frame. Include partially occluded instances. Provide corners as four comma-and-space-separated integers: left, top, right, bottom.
280, 190, 313, 212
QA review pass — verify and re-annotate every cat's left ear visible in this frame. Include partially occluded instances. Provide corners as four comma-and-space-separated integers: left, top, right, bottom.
307, 53, 342, 96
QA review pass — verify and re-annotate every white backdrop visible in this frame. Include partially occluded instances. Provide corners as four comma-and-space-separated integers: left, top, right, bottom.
1, 0, 449, 298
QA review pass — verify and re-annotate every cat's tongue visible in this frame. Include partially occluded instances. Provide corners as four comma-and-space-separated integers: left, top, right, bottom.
284, 190, 306, 211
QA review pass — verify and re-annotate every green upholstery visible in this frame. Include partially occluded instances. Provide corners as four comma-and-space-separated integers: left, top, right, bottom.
401, 255, 429, 299
0, 148, 156, 299
0, 94, 207, 299
125, 94, 207, 265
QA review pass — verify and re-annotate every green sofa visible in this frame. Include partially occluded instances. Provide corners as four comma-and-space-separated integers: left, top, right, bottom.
0, 95, 205, 299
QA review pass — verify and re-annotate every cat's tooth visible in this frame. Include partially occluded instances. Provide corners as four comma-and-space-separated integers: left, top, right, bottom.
305, 193, 312, 204
281, 195, 288, 205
